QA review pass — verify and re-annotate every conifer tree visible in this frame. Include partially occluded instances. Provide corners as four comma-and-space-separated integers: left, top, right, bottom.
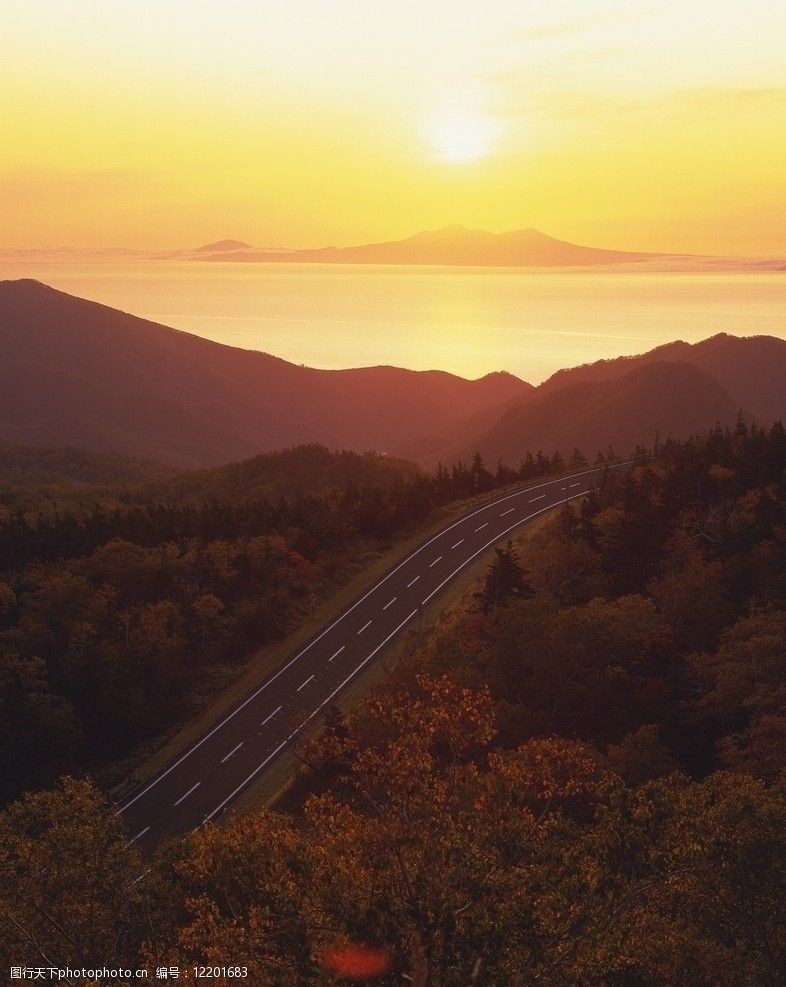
475, 540, 534, 612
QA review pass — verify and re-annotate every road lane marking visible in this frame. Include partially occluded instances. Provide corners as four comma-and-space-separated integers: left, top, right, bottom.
429, 556, 442, 568
421, 491, 592, 615
118, 463, 627, 815
262, 706, 282, 725
475, 522, 488, 531
406, 575, 420, 588
202, 609, 419, 825
570, 482, 581, 488
328, 645, 345, 662
174, 781, 200, 807
500, 507, 515, 516
357, 619, 373, 635
128, 826, 150, 845
530, 494, 546, 502
451, 539, 464, 549
383, 597, 397, 610
297, 674, 315, 691
198, 479, 612, 825
220, 741, 244, 764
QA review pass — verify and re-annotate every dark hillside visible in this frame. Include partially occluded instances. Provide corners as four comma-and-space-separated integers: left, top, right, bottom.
0, 280, 530, 467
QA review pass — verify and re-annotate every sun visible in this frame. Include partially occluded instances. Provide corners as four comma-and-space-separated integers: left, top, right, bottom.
426, 110, 497, 164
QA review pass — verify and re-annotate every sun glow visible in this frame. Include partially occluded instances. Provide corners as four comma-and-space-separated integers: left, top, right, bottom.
427, 110, 497, 164
2, 2, 786, 252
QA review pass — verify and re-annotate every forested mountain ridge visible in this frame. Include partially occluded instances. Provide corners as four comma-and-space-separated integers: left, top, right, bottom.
397, 359, 742, 469
0, 439, 173, 487
4, 280, 783, 482
540, 330, 786, 422
395, 332, 786, 469
147, 443, 422, 503
0, 442, 420, 517
0, 279, 530, 468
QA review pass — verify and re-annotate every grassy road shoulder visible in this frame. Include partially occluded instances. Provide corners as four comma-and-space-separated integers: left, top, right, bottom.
235, 512, 553, 815
108, 484, 532, 800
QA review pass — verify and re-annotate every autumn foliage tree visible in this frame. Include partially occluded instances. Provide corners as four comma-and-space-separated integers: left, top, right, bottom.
2, 427, 786, 983
0, 779, 153, 977
159, 676, 786, 984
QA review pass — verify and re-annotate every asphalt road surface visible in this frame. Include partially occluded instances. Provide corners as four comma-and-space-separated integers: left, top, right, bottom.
118, 464, 617, 851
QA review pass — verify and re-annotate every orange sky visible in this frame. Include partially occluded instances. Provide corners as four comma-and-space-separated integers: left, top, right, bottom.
2, 1, 786, 255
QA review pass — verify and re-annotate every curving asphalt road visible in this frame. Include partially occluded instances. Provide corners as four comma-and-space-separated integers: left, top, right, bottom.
117, 464, 617, 851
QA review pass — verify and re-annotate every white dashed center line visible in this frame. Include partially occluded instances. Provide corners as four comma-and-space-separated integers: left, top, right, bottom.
357, 619, 373, 635
115, 466, 630, 841
451, 539, 464, 549
200, 607, 422, 827
383, 597, 397, 610
262, 705, 282, 726
328, 645, 345, 662
220, 741, 244, 764
174, 781, 200, 807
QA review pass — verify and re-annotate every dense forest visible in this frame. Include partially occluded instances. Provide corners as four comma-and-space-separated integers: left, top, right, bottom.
0, 442, 570, 802
1, 420, 785, 984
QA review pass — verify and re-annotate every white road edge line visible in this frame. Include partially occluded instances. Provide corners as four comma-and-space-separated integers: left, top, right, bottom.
118, 462, 627, 814
174, 781, 201, 807
201, 608, 419, 824
220, 741, 244, 764
297, 674, 315, 691
429, 556, 442, 568
200, 483, 608, 825
383, 597, 397, 610
422, 493, 590, 613
262, 705, 282, 725
357, 620, 373, 635
406, 575, 420, 588
328, 645, 345, 662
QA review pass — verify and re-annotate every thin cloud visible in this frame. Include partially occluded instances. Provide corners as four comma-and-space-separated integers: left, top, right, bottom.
515, 17, 603, 43
0, 167, 162, 198
494, 84, 786, 125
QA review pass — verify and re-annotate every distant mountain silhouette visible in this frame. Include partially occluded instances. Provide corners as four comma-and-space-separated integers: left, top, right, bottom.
396, 361, 745, 469
193, 239, 252, 253
539, 332, 786, 424
0, 280, 530, 468
195, 225, 658, 267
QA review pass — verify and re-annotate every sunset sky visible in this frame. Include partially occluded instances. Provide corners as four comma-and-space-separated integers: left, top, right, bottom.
3, 0, 786, 255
